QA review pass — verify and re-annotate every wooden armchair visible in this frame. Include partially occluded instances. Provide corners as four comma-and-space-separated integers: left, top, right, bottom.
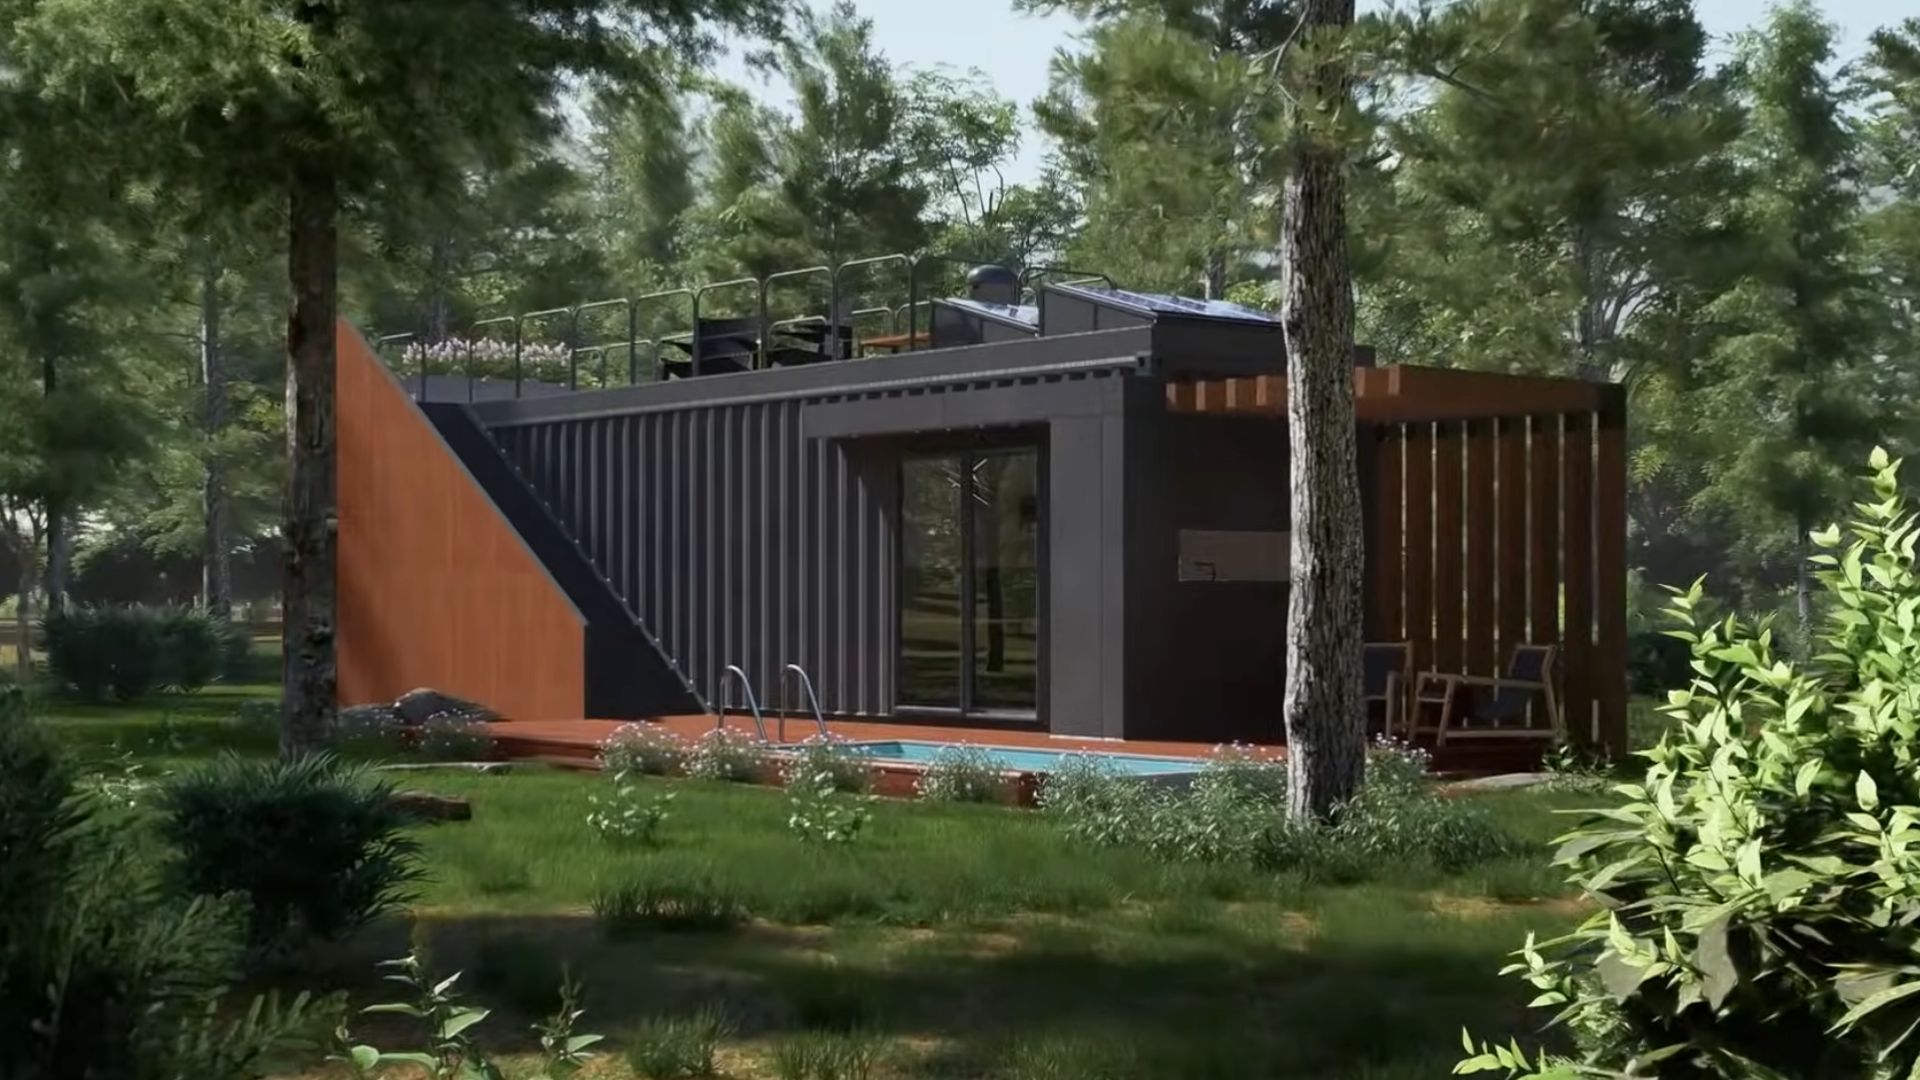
1362, 642, 1411, 738
1410, 644, 1560, 747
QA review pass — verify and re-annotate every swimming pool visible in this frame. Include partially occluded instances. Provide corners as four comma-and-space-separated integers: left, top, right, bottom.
807, 740, 1204, 777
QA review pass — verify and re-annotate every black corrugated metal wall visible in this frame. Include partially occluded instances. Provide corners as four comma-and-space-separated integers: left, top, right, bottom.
491, 400, 897, 718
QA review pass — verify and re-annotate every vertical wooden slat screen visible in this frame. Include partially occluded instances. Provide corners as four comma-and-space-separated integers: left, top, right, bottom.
1403, 424, 1435, 680
1433, 423, 1465, 672
1465, 421, 1497, 674
1373, 431, 1405, 641
1594, 396, 1629, 752
1528, 416, 1561, 656
1562, 414, 1595, 745
1165, 365, 1629, 755
1496, 417, 1529, 660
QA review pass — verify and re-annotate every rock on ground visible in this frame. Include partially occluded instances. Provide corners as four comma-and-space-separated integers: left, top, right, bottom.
388, 790, 473, 823
393, 688, 500, 726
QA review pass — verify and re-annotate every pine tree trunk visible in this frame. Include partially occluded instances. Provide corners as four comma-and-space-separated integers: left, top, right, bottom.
281, 152, 339, 758
1280, 0, 1365, 823
200, 249, 233, 617
6, 519, 32, 681
39, 353, 69, 613
1795, 518, 1813, 637
425, 233, 453, 343
1203, 249, 1228, 301
43, 512, 69, 613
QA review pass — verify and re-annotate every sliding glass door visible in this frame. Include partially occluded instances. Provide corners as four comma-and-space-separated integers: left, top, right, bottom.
898, 449, 1041, 718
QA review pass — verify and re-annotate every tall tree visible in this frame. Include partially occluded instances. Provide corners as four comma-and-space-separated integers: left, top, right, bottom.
1031, 5, 1285, 296
1278, 0, 1365, 821
0, 0, 785, 754
1692, 0, 1878, 632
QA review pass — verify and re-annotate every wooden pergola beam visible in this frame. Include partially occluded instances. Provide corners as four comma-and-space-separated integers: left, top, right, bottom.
1164, 365, 1610, 423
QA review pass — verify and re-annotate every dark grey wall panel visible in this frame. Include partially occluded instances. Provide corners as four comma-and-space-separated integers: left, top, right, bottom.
486, 360, 1140, 724
1123, 397, 1292, 743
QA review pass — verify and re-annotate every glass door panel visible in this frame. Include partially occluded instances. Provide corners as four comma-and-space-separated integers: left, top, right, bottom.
898, 448, 1042, 717
899, 457, 964, 708
970, 452, 1040, 713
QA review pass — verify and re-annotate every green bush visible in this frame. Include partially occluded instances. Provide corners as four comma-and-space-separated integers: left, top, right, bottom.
156, 606, 224, 691
780, 734, 874, 794
914, 744, 1006, 803
336, 953, 603, 1080
770, 1031, 882, 1080
42, 603, 161, 700
1041, 741, 1513, 878
586, 771, 675, 845
600, 722, 689, 775
623, 1007, 729, 1078
591, 877, 747, 937
155, 752, 423, 948
41, 604, 246, 700
0, 715, 334, 1079
1461, 450, 1920, 1079
685, 727, 766, 782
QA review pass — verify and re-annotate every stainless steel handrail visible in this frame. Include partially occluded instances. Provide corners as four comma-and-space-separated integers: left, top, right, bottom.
779, 663, 829, 744
718, 664, 767, 743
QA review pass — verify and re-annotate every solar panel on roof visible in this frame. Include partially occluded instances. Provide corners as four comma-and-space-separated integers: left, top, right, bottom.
947, 297, 1039, 325
1055, 283, 1281, 325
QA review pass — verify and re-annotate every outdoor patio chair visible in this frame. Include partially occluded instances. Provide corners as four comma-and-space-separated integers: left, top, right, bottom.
1362, 641, 1410, 737
1409, 643, 1560, 747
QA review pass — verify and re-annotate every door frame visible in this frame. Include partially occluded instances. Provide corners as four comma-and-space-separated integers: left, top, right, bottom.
893, 436, 1048, 725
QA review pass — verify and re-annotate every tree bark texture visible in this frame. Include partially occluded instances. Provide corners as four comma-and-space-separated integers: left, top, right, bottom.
201, 249, 233, 616
281, 153, 339, 758
39, 354, 69, 613
1281, 0, 1366, 823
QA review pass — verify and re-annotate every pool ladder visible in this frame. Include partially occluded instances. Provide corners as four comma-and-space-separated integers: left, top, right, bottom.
716, 663, 829, 744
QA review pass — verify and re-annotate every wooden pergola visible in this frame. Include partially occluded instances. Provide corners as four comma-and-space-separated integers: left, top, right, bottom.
1166, 365, 1629, 754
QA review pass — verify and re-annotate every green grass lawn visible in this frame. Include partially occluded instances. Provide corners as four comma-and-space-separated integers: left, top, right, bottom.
30, 690, 1607, 1079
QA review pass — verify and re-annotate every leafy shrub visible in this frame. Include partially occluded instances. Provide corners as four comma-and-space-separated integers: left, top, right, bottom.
215, 617, 260, 682
1041, 741, 1512, 877
75, 748, 156, 811
155, 752, 423, 947
1461, 450, 1920, 1079
40, 604, 244, 700
1040, 747, 1285, 863
685, 726, 766, 782
586, 770, 675, 845
601, 722, 689, 775
914, 744, 1006, 803
41, 603, 162, 700
1037, 753, 1157, 847
787, 768, 873, 844
1364, 736, 1432, 792
623, 1007, 729, 1079
781, 734, 874, 794
1, 715, 335, 1079
337, 953, 602, 1080
155, 606, 224, 692
770, 1031, 882, 1080
592, 877, 746, 936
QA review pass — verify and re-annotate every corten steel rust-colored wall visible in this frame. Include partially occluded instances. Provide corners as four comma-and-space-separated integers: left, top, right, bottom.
336, 323, 588, 719
471, 335, 1150, 736
1363, 399, 1630, 753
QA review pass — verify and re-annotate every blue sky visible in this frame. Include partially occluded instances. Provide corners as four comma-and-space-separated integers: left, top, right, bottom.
716, 0, 1910, 184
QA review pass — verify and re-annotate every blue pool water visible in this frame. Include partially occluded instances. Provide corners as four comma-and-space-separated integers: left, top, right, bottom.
816, 740, 1202, 777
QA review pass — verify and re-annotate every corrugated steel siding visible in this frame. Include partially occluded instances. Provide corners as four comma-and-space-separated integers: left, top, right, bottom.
491, 395, 897, 717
